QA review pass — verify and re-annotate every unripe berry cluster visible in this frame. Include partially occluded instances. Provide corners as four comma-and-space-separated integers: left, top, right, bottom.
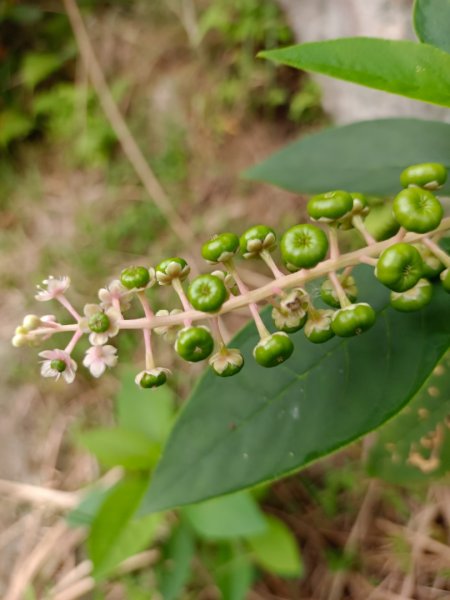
12, 163, 450, 389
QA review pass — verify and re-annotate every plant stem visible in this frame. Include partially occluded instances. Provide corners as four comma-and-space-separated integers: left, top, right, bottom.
260, 249, 285, 279
56, 296, 81, 321
64, 329, 83, 354
225, 260, 270, 339
327, 227, 351, 307
352, 215, 376, 245
422, 237, 450, 269
40, 218, 450, 336
137, 292, 155, 370
171, 278, 192, 327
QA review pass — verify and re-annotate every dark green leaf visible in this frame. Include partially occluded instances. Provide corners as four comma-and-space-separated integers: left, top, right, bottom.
140, 267, 450, 513
88, 475, 161, 580
183, 491, 266, 540
367, 351, 450, 484
414, 0, 450, 54
259, 38, 450, 108
76, 427, 160, 470
244, 118, 450, 196
247, 515, 303, 577
116, 369, 175, 443
157, 521, 195, 600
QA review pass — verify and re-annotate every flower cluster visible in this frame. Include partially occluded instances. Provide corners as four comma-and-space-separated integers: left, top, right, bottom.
12, 163, 450, 389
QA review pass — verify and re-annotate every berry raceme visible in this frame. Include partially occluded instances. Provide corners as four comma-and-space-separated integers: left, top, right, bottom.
11, 164, 450, 387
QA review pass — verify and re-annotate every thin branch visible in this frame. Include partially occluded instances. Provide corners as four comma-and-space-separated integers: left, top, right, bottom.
62, 0, 197, 254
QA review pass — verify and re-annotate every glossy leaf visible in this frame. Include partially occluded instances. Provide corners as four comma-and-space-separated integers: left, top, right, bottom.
414, 0, 450, 54
244, 118, 450, 196
183, 491, 266, 540
88, 475, 161, 580
367, 351, 450, 484
259, 38, 450, 108
76, 427, 160, 470
247, 515, 303, 577
157, 521, 195, 600
140, 267, 450, 513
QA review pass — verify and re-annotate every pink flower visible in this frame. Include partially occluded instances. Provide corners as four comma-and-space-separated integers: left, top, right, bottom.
98, 280, 131, 312
83, 345, 118, 377
38, 349, 77, 384
35, 276, 71, 302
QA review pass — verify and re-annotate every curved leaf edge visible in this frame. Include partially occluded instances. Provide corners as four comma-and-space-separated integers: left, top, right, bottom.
258, 38, 450, 109
140, 299, 450, 515
242, 118, 450, 196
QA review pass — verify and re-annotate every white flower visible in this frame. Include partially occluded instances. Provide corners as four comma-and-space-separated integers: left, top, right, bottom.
83, 345, 118, 378
80, 304, 121, 346
98, 280, 131, 312
38, 349, 77, 383
35, 276, 71, 302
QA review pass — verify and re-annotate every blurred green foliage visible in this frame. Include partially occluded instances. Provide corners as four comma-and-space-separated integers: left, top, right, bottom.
198, 0, 322, 122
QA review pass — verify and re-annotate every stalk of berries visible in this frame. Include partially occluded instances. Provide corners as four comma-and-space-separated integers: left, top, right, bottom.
12, 163, 450, 389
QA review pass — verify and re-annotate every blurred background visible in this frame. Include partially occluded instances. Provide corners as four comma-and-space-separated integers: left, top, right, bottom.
1, 1, 450, 598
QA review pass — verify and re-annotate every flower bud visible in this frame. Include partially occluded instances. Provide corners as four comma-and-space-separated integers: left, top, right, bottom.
22, 314, 41, 331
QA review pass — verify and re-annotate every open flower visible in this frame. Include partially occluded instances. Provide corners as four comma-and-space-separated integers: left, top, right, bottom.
98, 280, 132, 312
35, 276, 71, 302
81, 304, 121, 345
83, 344, 118, 377
38, 349, 77, 383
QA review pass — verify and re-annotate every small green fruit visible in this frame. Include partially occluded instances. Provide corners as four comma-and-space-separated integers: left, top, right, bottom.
280, 224, 329, 271
400, 163, 447, 190
253, 332, 294, 368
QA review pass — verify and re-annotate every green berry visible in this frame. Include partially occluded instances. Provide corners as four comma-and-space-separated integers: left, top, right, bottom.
320, 275, 358, 308
393, 188, 443, 233
239, 225, 277, 259
187, 274, 228, 313
331, 303, 376, 337
390, 278, 433, 312
364, 202, 400, 241
120, 266, 151, 290
375, 243, 424, 292
175, 326, 214, 362
441, 268, 450, 293
307, 190, 353, 222
304, 309, 335, 343
209, 348, 244, 377
253, 332, 294, 368
137, 369, 169, 389
400, 163, 447, 190
413, 242, 444, 279
156, 257, 190, 285
50, 359, 67, 373
88, 311, 110, 333
201, 233, 239, 264
280, 224, 329, 271
350, 193, 369, 215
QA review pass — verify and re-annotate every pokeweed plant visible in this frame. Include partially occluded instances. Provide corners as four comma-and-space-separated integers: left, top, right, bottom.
11, 0, 450, 530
